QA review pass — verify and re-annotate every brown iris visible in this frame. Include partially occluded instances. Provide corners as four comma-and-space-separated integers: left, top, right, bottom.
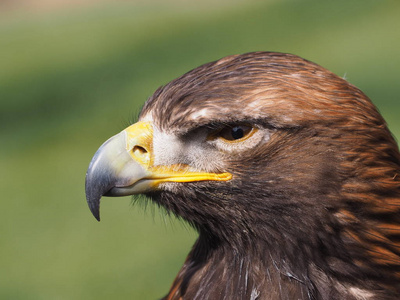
218, 124, 254, 142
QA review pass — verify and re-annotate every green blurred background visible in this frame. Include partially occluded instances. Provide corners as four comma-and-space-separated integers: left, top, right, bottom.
1, 0, 399, 299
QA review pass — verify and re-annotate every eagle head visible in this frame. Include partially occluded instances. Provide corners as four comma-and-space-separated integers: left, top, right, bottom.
85, 52, 400, 299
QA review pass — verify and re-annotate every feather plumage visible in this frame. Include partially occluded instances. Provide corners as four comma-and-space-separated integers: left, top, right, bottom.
142, 52, 400, 299
87, 52, 400, 299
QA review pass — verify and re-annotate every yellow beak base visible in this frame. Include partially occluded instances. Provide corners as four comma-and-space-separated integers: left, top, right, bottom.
85, 121, 232, 221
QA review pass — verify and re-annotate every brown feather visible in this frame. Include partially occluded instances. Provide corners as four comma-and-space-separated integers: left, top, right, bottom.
139, 52, 400, 299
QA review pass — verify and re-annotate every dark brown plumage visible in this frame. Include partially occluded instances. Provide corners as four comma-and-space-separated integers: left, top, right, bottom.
86, 52, 400, 299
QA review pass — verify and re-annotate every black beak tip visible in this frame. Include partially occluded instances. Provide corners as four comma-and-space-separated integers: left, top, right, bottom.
85, 172, 103, 222
88, 200, 101, 221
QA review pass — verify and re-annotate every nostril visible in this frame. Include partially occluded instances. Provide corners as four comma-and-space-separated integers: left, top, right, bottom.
132, 145, 147, 155
131, 145, 150, 165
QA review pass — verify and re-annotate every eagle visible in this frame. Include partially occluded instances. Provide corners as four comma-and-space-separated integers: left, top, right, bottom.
85, 52, 400, 299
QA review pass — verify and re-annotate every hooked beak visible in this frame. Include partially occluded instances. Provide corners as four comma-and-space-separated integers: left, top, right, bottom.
85, 121, 232, 221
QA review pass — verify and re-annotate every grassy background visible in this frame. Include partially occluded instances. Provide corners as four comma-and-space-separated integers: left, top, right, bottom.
1, 0, 399, 299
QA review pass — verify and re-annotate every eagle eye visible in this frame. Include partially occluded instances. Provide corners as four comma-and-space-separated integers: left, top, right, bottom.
218, 124, 254, 142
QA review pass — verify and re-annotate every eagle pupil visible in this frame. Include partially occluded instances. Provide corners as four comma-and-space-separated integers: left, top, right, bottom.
231, 126, 244, 139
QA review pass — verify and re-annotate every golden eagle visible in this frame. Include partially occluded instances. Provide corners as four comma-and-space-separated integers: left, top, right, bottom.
86, 52, 400, 299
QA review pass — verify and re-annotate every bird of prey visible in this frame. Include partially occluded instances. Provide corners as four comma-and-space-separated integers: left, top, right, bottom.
85, 52, 400, 299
